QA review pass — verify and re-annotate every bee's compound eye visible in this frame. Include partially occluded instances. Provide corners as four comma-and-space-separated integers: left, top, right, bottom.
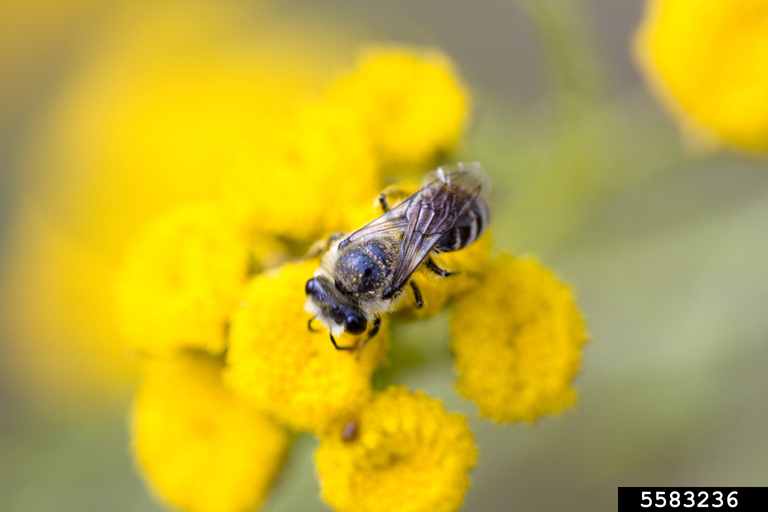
305, 278, 317, 296
345, 313, 367, 335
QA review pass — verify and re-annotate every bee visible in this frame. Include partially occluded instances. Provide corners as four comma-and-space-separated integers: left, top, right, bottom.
304, 162, 490, 350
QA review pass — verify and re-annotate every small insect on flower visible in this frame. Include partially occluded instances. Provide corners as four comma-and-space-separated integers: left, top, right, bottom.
305, 162, 490, 350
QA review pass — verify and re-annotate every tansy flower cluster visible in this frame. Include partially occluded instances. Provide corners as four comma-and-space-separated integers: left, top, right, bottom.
635, 0, 768, 153
115, 47, 588, 512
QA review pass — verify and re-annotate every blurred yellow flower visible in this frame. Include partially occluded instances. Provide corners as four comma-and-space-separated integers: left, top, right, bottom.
225, 260, 390, 435
0, 1, 351, 412
315, 386, 477, 512
25, 5, 584, 506
114, 204, 250, 357
635, 0, 768, 152
1, 204, 139, 411
451, 254, 588, 423
3, 2, 598, 512
326, 47, 471, 171
132, 352, 290, 512
220, 101, 381, 241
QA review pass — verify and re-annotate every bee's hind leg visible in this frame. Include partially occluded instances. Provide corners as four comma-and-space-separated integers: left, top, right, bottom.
425, 257, 456, 278
409, 281, 424, 308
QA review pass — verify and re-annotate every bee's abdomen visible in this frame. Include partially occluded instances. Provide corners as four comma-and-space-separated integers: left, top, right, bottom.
435, 198, 490, 253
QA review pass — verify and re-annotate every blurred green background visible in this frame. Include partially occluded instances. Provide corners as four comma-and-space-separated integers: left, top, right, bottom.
2, 1, 767, 511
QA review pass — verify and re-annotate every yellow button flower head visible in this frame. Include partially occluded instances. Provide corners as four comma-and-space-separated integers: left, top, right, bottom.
451, 254, 587, 423
326, 47, 471, 168
114, 204, 249, 357
131, 353, 290, 512
1, 2, 348, 412
225, 259, 390, 434
635, 0, 768, 152
315, 386, 478, 512
221, 101, 381, 241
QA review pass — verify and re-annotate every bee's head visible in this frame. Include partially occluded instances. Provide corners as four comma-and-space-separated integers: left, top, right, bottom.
304, 275, 367, 336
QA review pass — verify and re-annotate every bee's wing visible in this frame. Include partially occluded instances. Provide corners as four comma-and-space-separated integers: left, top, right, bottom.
387, 172, 484, 293
341, 163, 488, 296
343, 162, 489, 245
422, 161, 491, 199
340, 199, 413, 246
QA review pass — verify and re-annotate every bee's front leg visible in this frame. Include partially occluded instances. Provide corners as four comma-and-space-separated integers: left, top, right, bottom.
355, 315, 381, 359
330, 333, 355, 351
306, 232, 347, 258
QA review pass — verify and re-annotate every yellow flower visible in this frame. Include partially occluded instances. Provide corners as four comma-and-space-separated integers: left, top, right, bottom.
450, 254, 587, 423
1, 205, 140, 412
635, 0, 768, 152
326, 47, 471, 170
315, 386, 477, 512
0, 1, 349, 411
131, 352, 290, 512
220, 101, 382, 241
114, 204, 250, 357
225, 259, 390, 434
